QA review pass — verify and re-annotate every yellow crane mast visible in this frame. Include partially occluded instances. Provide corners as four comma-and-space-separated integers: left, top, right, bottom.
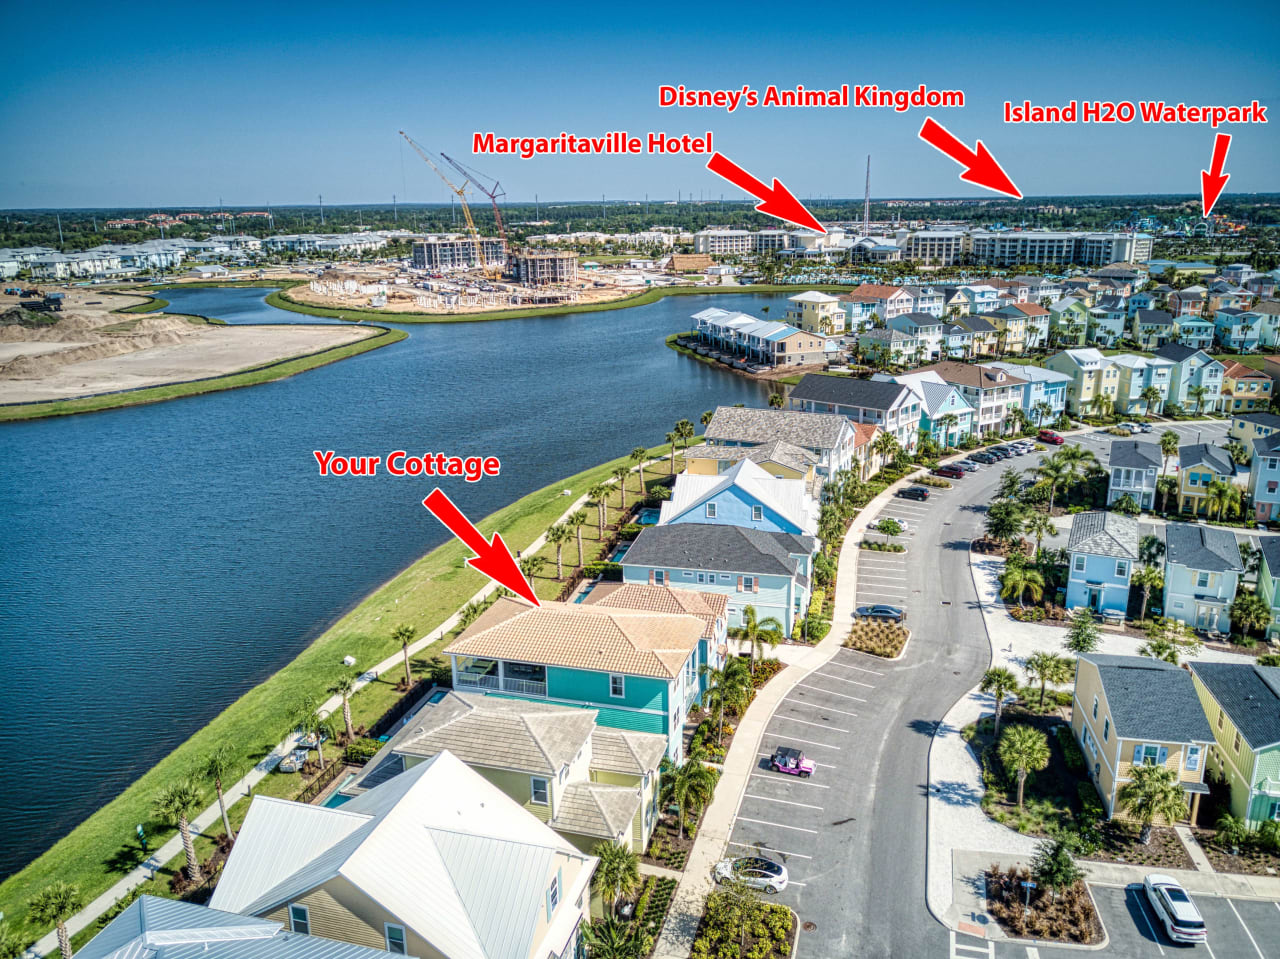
398, 130, 500, 279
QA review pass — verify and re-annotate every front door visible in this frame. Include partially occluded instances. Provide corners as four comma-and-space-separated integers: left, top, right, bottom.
1087, 588, 1102, 612
1196, 605, 1215, 630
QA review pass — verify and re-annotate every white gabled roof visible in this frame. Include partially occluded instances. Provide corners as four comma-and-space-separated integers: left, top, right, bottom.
788, 291, 840, 303
657, 459, 817, 535
211, 751, 591, 959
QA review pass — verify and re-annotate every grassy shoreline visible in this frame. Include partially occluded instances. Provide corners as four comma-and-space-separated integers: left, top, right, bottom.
0, 325, 406, 423
0, 439, 688, 943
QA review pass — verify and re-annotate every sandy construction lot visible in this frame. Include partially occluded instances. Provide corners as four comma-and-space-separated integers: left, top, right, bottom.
0, 323, 378, 403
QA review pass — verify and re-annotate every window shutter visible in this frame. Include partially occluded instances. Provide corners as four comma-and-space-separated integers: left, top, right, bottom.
648, 570, 655, 585
546, 887, 552, 921
1133, 744, 1143, 764
1158, 746, 1168, 766
557, 867, 563, 902
753, 579, 759, 593
737, 576, 744, 592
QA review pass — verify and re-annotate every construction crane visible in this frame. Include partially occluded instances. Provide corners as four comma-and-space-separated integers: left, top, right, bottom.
441, 152, 509, 253
399, 131, 500, 279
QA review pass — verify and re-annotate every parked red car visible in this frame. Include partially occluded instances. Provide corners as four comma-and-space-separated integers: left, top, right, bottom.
1038, 429, 1065, 444
933, 465, 965, 479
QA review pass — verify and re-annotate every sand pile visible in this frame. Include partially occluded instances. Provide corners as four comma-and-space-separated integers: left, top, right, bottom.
0, 312, 206, 379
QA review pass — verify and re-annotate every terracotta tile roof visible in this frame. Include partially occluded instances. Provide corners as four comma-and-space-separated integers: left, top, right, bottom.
911, 360, 1026, 390
446, 598, 704, 679
1011, 302, 1049, 317
851, 422, 879, 449
582, 583, 727, 640
850, 283, 905, 298
1223, 361, 1267, 380
838, 292, 881, 304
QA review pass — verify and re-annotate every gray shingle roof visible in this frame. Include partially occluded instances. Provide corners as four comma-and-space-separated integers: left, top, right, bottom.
788, 373, 908, 411
1109, 440, 1161, 470
1135, 309, 1176, 327
1235, 411, 1280, 431
1067, 511, 1139, 559
1259, 537, 1280, 580
1081, 654, 1214, 744
703, 405, 849, 451
1253, 433, 1280, 457
1190, 662, 1280, 750
1179, 443, 1234, 476
954, 315, 997, 334
622, 523, 814, 577
1164, 522, 1242, 573
1153, 343, 1204, 363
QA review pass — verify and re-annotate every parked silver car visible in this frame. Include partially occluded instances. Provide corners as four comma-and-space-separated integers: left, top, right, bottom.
713, 857, 788, 893
1143, 874, 1206, 943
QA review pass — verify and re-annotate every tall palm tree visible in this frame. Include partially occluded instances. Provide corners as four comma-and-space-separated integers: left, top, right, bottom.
665, 432, 679, 474
675, 419, 695, 448
391, 623, 415, 688
1157, 474, 1178, 513
998, 725, 1050, 809
701, 410, 715, 427
1131, 565, 1164, 621
569, 510, 589, 566
979, 666, 1020, 737
28, 882, 83, 959
735, 605, 783, 673
700, 656, 752, 744
612, 465, 630, 509
518, 555, 546, 580
936, 413, 959, 449
589, 483, 610, 534
154, 779, 205, 882
1139, 385, 1162, 417
1160, 430, 1180, 476
1205, 479, 1240, 521
591, 840, 641, 916
659, 745, 718, 838
1000, 565, 1045, 608
1032, 400, 1053, 428
328, 674, 357, 742
871, 430, 900, 470
630, 447, 648, 494
1024, 651, 1074, 710
1119, 763, 1189, 843
1035, 455, 1071, 513
768, 392, 785, 409
202, 743, 238, 842
1188, 384, 1210, 416
1023, 512, 1058, 558
547, 523, 573, 579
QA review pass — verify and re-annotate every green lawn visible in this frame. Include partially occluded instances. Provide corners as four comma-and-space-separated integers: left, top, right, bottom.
114, 296, 169, 313
0, 438, 689, 948
0, 326, 406, 422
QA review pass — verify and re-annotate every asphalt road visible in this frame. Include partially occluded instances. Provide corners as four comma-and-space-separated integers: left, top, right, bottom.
725, 423, 1273, 959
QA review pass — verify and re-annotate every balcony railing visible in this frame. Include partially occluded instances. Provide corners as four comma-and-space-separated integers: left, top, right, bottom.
503, 676, 548, 697
456, 673, 499, 691
455, 672, 547, 697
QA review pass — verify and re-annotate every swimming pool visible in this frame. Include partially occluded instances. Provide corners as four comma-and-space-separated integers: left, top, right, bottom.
322, 772, 358, 806
637, 508, 660, 524
610, 544, 630, 562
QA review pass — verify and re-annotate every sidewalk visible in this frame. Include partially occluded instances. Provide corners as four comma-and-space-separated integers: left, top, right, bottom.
27, 463, 653, 958
652, 475, 904, 958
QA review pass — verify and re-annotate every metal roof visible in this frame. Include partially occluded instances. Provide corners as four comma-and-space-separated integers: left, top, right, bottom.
1080, 654, 1214, 744
658, 459, 816, 534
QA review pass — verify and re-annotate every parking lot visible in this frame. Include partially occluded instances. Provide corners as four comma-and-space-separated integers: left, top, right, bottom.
1065, 419, 1232, 472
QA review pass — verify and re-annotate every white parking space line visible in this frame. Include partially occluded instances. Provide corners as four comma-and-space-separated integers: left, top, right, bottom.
813, 671, 875, 688
1226, 899, 1265, 958
752, 771, 830, 788
743, 793, 823, 810
1133, 895, 1165, 956
774, 715, 849, 733
783, 697, 858, 718
757, 751, 837, 769
857, 578, 908, 587
735, 816, 818, 834
784, 879, 808, 887
796, 682, 866, 702
765, 734, 840, 749
825, 659, 884, 676
728, 840, 813, 859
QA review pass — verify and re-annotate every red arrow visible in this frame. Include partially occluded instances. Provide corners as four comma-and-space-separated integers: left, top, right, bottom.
918, 118, 1022, 199
422, 488, 540, 606
705, 152, 825, 233
1201, 132, 1232, 218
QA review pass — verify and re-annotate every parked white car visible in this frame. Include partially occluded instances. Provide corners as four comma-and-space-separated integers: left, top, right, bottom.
713, 857, 788, 893
878, 518, 909, 534
1143, 874, 1206, 943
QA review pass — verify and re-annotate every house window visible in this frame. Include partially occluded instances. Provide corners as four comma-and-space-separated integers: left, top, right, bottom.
1270, 800, 1280, 821
288, 905, 310, 936
609, 674, 625, 699
548, 872, 560, 914
1186, 746, 1201, 771
742, 576, 755, 592
752, 505, 764, 522
384, 925, 407, 955
705, 502, 717, 518
1218, 711, 1225, 731
1135, 743, 1161, 766
1082, 725, 1097, 759
1074, 555, 1086, 573
1116, 560, 1129, 579
1092, 695, 1098, 720
1196, 572, 1210, 589
531, 777, 549, 805
720, 574, 732, 582
1233, 729, 1242, 752
1103, 718, 1110, 742
653, 570, 666, 585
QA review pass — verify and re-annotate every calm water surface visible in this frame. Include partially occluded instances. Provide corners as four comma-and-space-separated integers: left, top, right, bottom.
0, 286, 785, 877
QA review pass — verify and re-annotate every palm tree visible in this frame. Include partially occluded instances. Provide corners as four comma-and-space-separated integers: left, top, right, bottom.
767, 391, 785, 409
1230, 590, 1271, 640
1119, 763, 1189, 843
1032, 400, 1054, 428
735, 605, 783, 673
518, 555, 546, 580
580, 919, 645, 959
391, 623, 415, 687
547, 523, 573, 579
1024, 651, 1074, 710
1188, 384, 1210, 416
569, 510, 589, 566
1023, 512, 1058, 558
701, 410, 715, 427
630, 447, 648, 494
1160, 430, 1180, 474
0, 921, 26, 959
999, 565, 1045, 609
154, 779, 205, 882
700, 656, 752, 744
1139, 385, 1162, 417
665, 432, 679, 474
675, 418, 696, 448
28, 882, 84, 959
328, 674, 357, 742
937, 413, 959, 449
1157, 474, 1178, 513
998, 725, 1051, 809
1131, 565, 1164, 621
1205, 478, 1240, 521
591, 840, 641, 916
203, 743, 238, 842
612, 466, 630, 508
659, 745, 718, 838
589, 483, 610, 534
980, 666, 1020, 737
1035, 455, 1071, 513
871, 430, 900, 470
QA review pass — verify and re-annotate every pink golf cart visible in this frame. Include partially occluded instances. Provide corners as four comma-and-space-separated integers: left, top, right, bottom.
770, 746, 815, 778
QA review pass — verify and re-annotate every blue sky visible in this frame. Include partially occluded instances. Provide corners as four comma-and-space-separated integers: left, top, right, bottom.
1, 0, 1277, 208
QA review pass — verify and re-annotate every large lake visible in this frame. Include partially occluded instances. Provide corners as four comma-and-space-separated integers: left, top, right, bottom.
0, 286, 786, 877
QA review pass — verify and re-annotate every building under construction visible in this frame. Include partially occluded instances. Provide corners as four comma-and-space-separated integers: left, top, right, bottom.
511, 249, 578, 286
411, 234, 507, 272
